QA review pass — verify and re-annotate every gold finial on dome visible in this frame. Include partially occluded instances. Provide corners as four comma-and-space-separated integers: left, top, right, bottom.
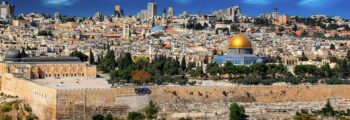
228, 34, 252, 49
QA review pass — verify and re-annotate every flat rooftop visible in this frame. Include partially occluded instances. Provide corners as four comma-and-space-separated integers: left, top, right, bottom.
32, 77, 111, 89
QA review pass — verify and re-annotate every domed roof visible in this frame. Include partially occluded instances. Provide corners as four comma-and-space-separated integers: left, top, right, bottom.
228, 34, 252, 49
5, 48, 20, 58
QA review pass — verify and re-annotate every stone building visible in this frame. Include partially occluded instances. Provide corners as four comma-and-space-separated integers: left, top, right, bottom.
0, 48, 108, 119
1, 49, 96, 79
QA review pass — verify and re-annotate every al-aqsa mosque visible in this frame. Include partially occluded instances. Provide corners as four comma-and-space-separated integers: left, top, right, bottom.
213, 34, 265, 65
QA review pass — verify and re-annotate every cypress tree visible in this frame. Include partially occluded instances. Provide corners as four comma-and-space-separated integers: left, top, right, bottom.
118, 53, 133, 69
89, 49, 95, 65
181, 56, 186, 70
20, 47, 28, 58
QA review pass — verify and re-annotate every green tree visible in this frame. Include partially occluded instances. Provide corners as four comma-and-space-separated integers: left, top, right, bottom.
118, 53, 133, 70
1, 103, 12, 112
105, 114, 113, 120
319, 99, 336, 117
223, 61, 235, 75
109, 67, 132, 84
37, 30, 53, 36
98, 50, 117, 73
20, 47, 28, 58
250, 63, 268, 78
330, 44, 336, 50
292, 25, 298, 31
89, 49, 95, 65
294, 110, 316, 120
145, 101, 158, 120
127, 112, 144, 120
320, 64, 332, 78
193, 66, 203, 78
301, 31, 308, 37
97, 55, 102, 64
92, 114, 104, 120
300, 52, 309, 61
212, 49, 218, 56
70, 51, 88, 62
207, 63, 221, 76
0, 113, 11, 120
338, 59, 349, 78
229, 103, 246, 120
181, 56, 187, 71
347, 50, 350, 61
294, 65, 318, 78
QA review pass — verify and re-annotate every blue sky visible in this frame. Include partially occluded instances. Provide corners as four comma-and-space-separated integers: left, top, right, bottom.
6, 0, 350, 18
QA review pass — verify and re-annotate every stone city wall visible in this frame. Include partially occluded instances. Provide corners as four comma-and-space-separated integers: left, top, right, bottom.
51, 85, 350, 120
148, 85, 350, 103
2, 79, 350, 120
148, 85, 350, 120
0, 76, 57, 120
55, 88, 139, 120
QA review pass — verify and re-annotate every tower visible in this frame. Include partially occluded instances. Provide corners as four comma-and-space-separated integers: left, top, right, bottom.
123, 23, 131, 39
162, 8, 167, 19
147, 3, 157, 19
168, 7, 174, 17
272, 8, 279, 20
93, 12, 103, 22
54, 12, 61, 20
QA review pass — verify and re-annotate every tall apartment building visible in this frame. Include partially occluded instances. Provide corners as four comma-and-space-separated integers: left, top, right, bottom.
0, 1, 15, 19
168, 7, 174, 17
147, 3, 157, 19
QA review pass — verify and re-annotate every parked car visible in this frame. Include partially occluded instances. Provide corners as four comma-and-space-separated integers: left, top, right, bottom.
134, 87, 151, 94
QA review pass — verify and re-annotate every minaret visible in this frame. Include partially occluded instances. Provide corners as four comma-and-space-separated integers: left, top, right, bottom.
162, 8, 167, 19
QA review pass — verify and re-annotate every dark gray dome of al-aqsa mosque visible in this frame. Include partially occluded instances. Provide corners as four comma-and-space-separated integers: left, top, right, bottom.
4, 48, 21, 62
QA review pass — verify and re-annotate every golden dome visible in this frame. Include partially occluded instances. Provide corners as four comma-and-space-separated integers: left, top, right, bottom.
228, 34, 252, 49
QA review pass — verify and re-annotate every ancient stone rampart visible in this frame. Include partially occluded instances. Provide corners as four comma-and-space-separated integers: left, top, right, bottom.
3, 83, 350, 120
148, 85, 350, 103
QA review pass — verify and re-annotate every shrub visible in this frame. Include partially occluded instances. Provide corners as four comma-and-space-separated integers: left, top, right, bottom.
188, 81, 196, 86
92, 114, 104, 120
145, 101, 158, 120
172, 91, 177, 96
127, 112, 144, 120
0, 113, 11, 120
24, 106, 32, 112
229, 103, 246, 120
1, 103, 12, 112
223, 91, 228, 96
179, 117, 193, 120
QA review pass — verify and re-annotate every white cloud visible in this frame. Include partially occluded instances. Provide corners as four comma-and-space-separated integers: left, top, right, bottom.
244, 0, 274, 5
176, 0, 192, 4
299, 0, 337, 7
43, 0, 79, 6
